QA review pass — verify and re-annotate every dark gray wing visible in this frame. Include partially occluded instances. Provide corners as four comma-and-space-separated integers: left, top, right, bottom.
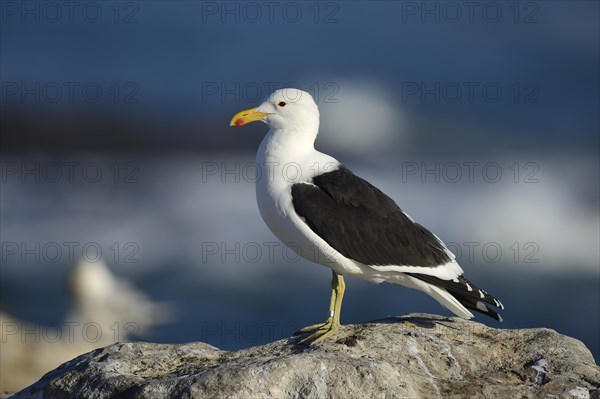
291, 166, 452, 267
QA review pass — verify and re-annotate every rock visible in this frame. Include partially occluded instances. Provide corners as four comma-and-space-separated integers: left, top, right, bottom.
11, 314, 600, 399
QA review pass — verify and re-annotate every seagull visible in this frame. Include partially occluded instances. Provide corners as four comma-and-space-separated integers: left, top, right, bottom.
230, 88, 504, 345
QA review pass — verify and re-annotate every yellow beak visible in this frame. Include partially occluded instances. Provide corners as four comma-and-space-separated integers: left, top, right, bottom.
229, 107, 269, 127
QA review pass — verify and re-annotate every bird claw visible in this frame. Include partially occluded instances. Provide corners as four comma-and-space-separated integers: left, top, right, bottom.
293, 320, 331, 335
295, 319, 340, 345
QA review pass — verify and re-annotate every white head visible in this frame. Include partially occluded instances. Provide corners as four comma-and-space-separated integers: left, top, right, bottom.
230, 88, 320, 132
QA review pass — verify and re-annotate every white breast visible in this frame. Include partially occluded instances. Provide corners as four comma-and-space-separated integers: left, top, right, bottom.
254, 129, 350, 271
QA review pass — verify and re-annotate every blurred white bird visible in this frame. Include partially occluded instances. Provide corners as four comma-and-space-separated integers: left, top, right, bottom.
0, 258, 173, 394
67, 258, 173, 333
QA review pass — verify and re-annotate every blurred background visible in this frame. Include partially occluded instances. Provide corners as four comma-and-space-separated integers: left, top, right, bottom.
1, 0, 598, 392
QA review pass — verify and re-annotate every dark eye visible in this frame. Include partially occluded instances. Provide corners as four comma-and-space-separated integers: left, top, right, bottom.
278, 101, 286, 107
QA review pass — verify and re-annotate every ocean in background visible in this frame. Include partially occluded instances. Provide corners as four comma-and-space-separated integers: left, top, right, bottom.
2, 153, 598, 361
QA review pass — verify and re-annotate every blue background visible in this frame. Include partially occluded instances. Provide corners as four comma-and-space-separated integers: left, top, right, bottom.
1, 0, 598, 362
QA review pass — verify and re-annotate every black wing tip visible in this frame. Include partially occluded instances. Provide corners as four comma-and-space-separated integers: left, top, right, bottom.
459, 279, 505, 322
470, 300, 503, 322
407, 272, 505, 321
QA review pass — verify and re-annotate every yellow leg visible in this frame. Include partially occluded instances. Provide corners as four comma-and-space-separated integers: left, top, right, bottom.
297, 270, 345, 345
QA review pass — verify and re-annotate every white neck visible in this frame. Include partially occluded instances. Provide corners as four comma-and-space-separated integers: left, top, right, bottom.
263, 127, 316, 161
253, 122, 340, 238
256, 125, 339, 188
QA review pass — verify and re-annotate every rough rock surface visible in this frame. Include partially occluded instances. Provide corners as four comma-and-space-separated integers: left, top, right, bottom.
11, 314, 600, 399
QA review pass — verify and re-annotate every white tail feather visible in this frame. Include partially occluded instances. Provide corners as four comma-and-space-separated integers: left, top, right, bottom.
424, 283, 474, 319
393, 274, 475, 319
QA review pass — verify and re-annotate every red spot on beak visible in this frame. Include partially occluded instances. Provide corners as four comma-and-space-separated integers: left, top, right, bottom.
234, 119, 245, 126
